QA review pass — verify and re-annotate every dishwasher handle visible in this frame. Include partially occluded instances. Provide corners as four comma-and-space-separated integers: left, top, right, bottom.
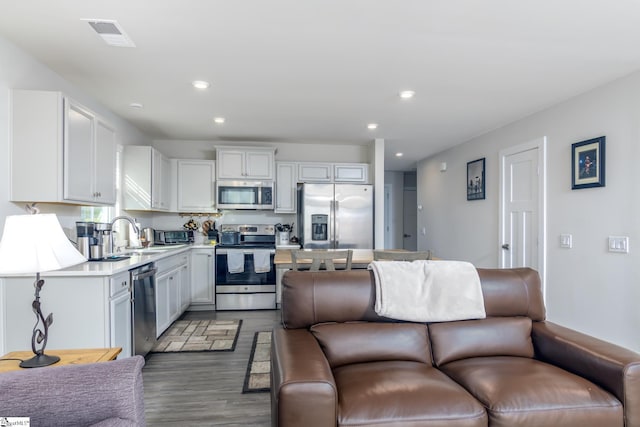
131, 268, 157, 281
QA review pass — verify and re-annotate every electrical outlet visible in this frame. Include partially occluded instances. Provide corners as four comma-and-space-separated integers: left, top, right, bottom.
559, 234, 572, 249
608, 236, 629, 253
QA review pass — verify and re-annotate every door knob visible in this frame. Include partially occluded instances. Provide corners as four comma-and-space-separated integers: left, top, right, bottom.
403, 234, 411, 238
501, 243, 510, 250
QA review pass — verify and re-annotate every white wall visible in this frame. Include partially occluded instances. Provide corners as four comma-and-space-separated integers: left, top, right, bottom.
0, 35, 151, 235
417, 71, 640, 351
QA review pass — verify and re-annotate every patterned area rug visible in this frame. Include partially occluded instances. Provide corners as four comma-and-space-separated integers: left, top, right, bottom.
242, 331, 272, 393
151, 319, 242, 353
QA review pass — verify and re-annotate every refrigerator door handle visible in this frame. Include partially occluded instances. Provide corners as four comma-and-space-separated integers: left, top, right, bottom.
333, 200, 339, 248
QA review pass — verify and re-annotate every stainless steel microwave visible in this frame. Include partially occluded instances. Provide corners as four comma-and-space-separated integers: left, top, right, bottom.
216, 180, 274, 210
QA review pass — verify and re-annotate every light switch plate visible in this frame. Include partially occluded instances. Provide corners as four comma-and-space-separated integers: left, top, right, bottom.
608, 236, 629, 253
560, 234, 572, 249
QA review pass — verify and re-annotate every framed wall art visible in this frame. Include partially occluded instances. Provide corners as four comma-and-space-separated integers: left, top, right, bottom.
571, 136, 605, 190
467, 157, 485, 200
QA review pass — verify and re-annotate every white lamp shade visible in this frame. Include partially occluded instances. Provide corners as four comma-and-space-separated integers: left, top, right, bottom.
0, 214, 87, 274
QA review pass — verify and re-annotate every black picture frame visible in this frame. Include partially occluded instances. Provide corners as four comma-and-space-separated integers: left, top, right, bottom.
467, 158, 485, 200
571, 136, 605, 190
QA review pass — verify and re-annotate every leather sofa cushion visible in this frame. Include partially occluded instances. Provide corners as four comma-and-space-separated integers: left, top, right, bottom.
429, 317, 533, 366
311, 322, 431, 368
440, 356, 623, 427
334, 360, 487, 427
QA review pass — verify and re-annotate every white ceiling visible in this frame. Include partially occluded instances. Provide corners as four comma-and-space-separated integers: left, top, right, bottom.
2, 1, 640, 171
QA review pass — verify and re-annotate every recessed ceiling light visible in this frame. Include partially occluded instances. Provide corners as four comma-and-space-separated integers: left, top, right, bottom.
192, 80, 210, 89
399, 90, 415, 99
213, 117, 225, 124
396, 152, 404, 157
367, 123, 378, 130
129, 102, 143, 109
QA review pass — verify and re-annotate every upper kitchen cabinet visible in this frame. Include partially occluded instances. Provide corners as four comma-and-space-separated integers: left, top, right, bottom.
333, 163, 369, 183
297, 162, 370, 184
216, 146, 275, 180
298, 162, 333, 182
275, 162, 297, 213
123, 146, 172, 211
177, 159, 216, 212
10, 90, 116, 205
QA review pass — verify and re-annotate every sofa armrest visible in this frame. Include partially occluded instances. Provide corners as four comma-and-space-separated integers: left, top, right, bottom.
0, 355, 145, 426
533, 321, 640, 427
271, 327, 337, 427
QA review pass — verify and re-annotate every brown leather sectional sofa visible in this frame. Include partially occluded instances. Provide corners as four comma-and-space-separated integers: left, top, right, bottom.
271, 268, 640, 427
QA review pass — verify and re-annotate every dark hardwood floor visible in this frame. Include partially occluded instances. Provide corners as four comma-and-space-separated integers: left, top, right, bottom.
143, 309, 281, 426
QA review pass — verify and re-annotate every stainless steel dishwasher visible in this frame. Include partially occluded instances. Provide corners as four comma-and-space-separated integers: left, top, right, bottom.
130, 263, 157, 357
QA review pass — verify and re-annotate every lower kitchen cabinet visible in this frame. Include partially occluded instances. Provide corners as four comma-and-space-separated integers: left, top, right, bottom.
0, 275, 129, 356
109, 272, 132, 358
190, 248, 215, 308
155, 252, 190, 337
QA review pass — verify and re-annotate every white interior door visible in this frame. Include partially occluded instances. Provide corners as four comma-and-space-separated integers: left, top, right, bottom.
499, 138, 546, 278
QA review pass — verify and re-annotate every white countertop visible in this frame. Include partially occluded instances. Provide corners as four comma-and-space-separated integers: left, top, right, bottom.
0, 244, 215, 278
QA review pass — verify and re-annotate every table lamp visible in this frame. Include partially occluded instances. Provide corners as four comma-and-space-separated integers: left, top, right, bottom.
0, 213, 86, 368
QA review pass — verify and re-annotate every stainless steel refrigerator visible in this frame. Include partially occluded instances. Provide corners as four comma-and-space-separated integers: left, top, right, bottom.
297, 183, 373, 249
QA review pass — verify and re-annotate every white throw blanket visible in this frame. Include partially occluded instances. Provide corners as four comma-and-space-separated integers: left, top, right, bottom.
253, 250, 271, 273
227, 250, 245, 274
368, 260, 486, 322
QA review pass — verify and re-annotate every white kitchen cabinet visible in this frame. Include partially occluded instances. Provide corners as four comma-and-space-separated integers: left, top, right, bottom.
109, 272, 132, 358
156, 252, 190, 336
190, 248, 215, 307
298, 162, 333, 182
177, 160, 216, 212
334, 163, 369, 183
10, 89, 116, 205
179, 262, 191, 311
123, 146, 172, 211
216, 146, 275, 180
297, 162, 370, 183
1, 275, 120, 354
275, 162, 297, 213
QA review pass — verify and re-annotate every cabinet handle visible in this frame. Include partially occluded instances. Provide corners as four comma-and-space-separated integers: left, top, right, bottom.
121, 281, 127, 288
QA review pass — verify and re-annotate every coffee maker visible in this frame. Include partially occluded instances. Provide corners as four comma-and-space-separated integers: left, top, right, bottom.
75, 221, 95, 259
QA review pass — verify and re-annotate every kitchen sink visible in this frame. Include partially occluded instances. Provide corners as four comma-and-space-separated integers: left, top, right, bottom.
121, 244, 188, 255
88, 255, 131, 262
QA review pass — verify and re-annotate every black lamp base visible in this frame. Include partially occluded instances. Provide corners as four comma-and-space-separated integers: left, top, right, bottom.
19, 353, 60, 368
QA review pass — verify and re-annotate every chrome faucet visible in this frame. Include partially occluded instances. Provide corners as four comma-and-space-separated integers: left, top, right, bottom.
109, 215, 140, 253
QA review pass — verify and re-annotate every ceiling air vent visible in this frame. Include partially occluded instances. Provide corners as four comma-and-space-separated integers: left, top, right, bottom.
82, 19, 136, 47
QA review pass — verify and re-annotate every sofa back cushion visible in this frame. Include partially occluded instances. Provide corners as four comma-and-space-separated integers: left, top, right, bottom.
310, 322, 431, 368
429, 317, 534, 366
282, 268, 545, 329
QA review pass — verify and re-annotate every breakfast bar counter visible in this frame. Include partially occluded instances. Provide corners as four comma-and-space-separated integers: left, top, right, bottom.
274, 248, 375, 269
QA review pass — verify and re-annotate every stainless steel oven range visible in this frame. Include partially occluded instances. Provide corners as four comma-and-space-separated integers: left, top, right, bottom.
215, 224, 276, 310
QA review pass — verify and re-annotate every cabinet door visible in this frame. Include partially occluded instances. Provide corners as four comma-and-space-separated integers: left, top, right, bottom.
298, 163, 332, 182
168, 270, 180, 323
155, 271, 171, 336
334, 163, 369, 183
275, 162, 297, 213
64, 101, 95, 202
217, 150, 245, 179
151, 149, 170, 210
190, 249, 215, 304
177, 160, 215, 211
180, 263, 191, 311
110, 291, 132, 358
245, 150, 274, 179
95, 119, 117, 204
